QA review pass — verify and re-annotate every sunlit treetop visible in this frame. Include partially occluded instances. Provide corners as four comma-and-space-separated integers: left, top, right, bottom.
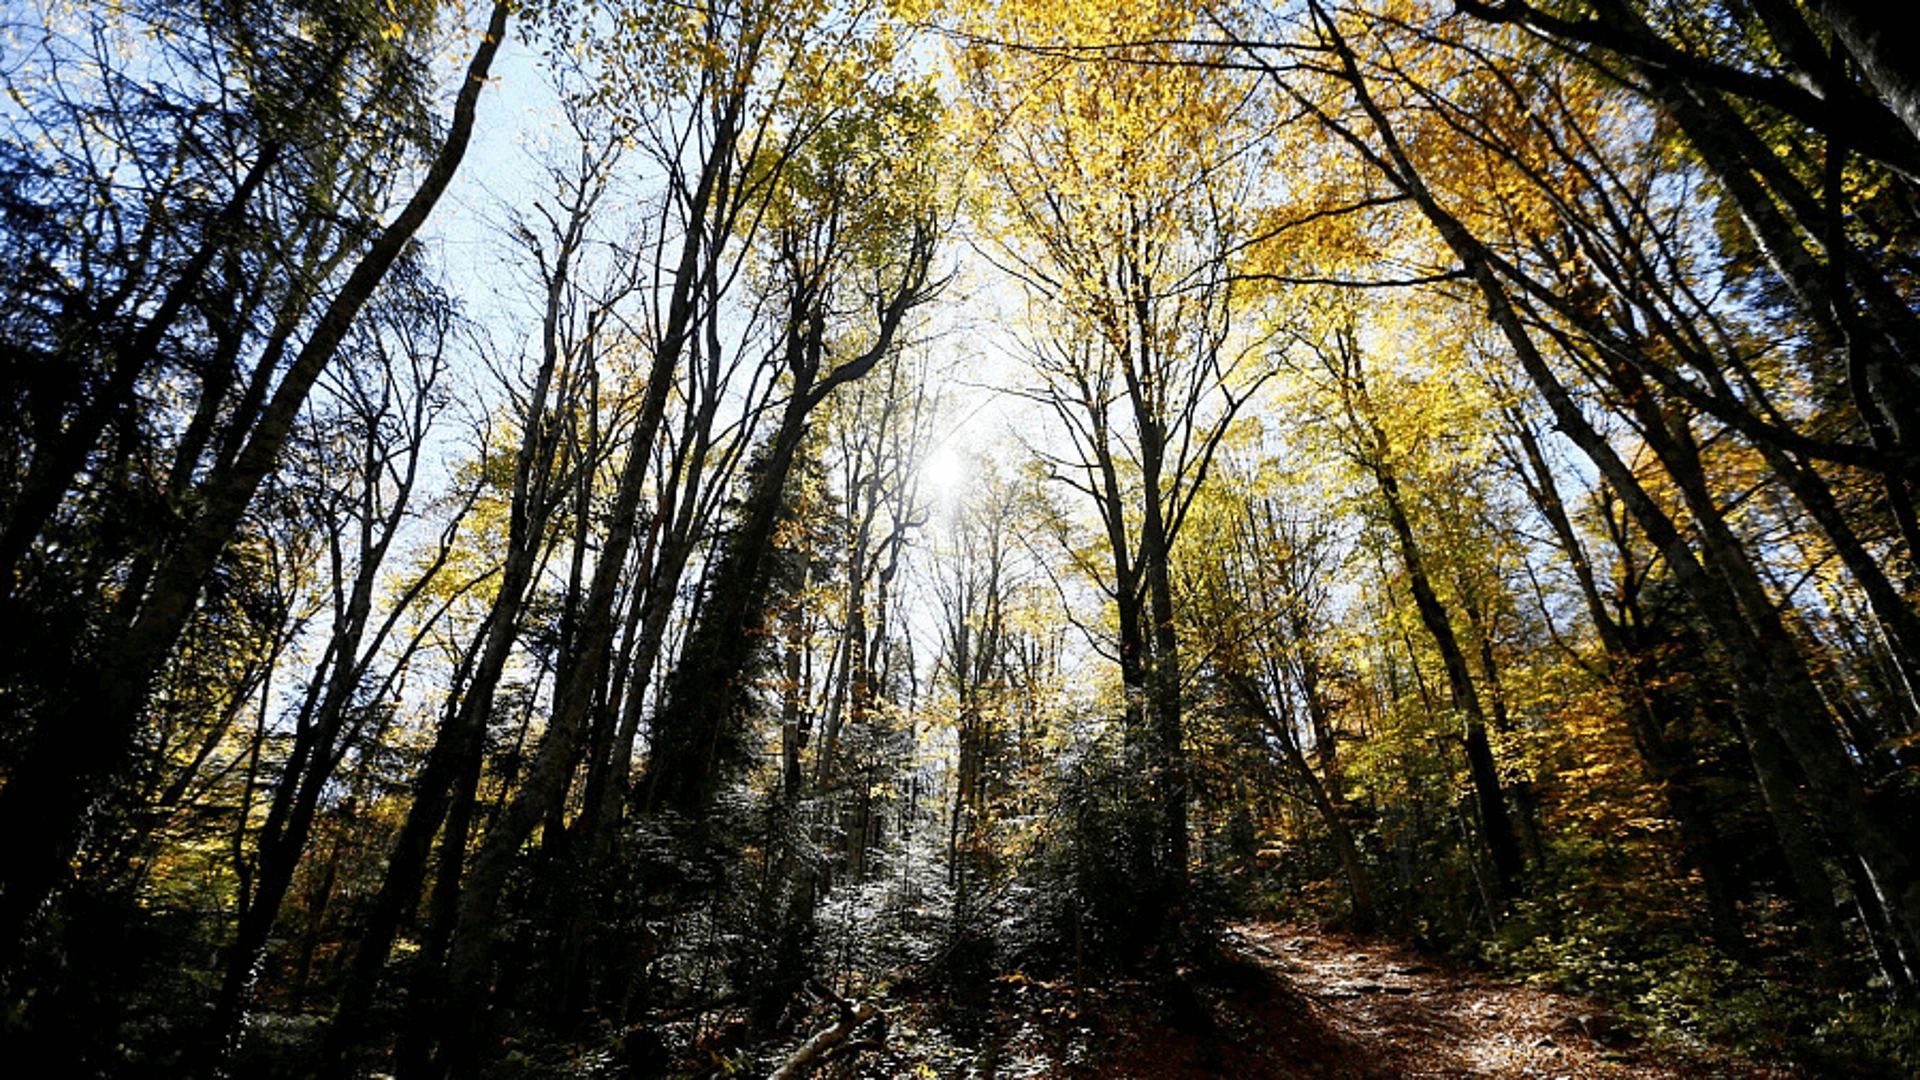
518, 0, 905, 124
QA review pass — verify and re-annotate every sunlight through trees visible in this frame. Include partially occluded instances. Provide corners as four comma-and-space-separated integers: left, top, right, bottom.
3, 1, 1917, 1075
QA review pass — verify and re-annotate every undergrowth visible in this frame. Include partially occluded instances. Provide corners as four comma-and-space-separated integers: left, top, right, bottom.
1486, 896, 1920, 1078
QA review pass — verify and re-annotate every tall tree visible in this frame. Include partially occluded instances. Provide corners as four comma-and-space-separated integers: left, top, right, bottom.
207, 263, 473, 1063
1258, 0, 1920, 975
1314, 317, 1525, 900
323, 107, 630, 1068
960, 0, 1278, 941
0, 0, 511, 997
1184, 459, 1378, 930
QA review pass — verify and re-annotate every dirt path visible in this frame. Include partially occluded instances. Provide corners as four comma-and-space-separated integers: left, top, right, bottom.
872, 922, 1809, 1079
1211, 922, 1803, 1080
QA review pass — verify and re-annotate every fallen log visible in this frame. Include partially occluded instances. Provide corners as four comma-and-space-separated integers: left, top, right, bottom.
767, 998, 883, 1080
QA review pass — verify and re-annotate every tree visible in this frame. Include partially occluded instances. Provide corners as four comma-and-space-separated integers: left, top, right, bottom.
1261, 0, 1920, 978
206, 260, 474, 1064
960, 0, 1279, 943
0, 9, 513, 1050
321, 103, 628, 1069
344, 4, 947, 1069
638, 85, 943, 819
1312, 315, 1526, 901
1492, 394, 1754, 951
1457, 0, 1920, 566
1182, 451, 1378, 930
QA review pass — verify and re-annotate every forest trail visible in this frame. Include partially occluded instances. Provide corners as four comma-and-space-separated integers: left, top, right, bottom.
1204, 923, 1803, 1079
883, 923, 1807, 1080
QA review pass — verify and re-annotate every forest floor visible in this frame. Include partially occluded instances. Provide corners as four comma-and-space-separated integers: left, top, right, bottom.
848, 922, 1810, 1080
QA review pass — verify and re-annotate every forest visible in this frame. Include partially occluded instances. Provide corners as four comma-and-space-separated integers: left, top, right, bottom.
2, 0, 1917, 1076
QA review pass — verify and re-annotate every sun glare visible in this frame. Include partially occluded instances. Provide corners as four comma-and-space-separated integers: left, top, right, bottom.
921, 444, 967, 503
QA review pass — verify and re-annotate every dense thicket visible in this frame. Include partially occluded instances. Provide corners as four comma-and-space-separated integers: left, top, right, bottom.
2, 0, 1916, 1076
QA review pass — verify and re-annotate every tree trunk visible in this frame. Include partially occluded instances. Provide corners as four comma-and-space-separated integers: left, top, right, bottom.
1231, 675, 1376, 932
1364, 431, 1523, 900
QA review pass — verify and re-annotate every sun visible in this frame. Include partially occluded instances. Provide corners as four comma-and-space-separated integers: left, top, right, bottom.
921, 444, 968, 503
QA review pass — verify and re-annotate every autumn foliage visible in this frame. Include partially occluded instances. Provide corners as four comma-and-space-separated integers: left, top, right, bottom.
1, 0, 1917, 1076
